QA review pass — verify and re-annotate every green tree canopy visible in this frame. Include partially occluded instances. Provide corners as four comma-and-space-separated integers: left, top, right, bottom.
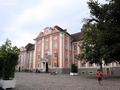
0, 38, 20, 80
78, 0, 120, 70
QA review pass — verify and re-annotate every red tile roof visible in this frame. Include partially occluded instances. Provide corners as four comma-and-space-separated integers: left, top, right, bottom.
25, 43, 35, 51
71, 32, 82, 42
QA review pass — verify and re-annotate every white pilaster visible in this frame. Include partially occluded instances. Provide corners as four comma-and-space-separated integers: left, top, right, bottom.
29, 52, 31, 69
50, 36, 52, 67
50, 36, 52, 52
68, 37, 70, 68
93, 63, 96, 68
63, 34, 64, 68
77, 43, 80, 68
33, 41, 36, 69
86, 62, 88, 68
60, 33, 63, 68
42, 38, 44, 58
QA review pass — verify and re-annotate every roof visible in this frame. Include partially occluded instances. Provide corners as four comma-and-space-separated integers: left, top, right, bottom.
71, 32, 82, 42
54, 25, 66, 32
25, 43, 35, 51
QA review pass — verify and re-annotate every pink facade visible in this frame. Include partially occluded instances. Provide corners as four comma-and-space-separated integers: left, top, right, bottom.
34, 26, 74, 71
17, 25, 120, 75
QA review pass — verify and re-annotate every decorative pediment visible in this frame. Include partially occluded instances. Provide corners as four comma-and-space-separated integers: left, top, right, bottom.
44, 27, 52, 35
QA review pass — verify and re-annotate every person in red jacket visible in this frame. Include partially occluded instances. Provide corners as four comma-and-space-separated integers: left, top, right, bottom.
97, 69, 103, 84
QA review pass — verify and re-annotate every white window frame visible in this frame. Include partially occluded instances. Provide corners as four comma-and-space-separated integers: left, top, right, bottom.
45, 53, 48, 59
38, 46, 40, 52
45, 44, 48, 50
74, 54, 77, 59
54, 42, 57, 49
65, 53, 68, 58
54, 53, 57, 58
54, 62, 57, 67
65, 43, 67, 49
38, 55, 40, 60
69, 45, 71, 50
46, 38, 48, 42
38, 40, 41, 44
74, 45, 77, 50
54, 36, 57, 40
89, 63, 93, 67
81, 63, 85, 67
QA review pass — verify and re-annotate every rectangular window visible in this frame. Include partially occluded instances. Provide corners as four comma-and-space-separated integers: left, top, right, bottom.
65, 53, 68, 58
54, 62, 57, 67
54, 43, 57, 49
45, 44, 48, 50
69, 45, 71, 50
96, 63, 101, 66
38, 40, 41, 44
54, 53, 57, 58
81, 63, 85, 67
31, 59, 33, 63
74, 54, 77, 59
65, 63, 68, 68
38, 64, 39, 67
38, 55, 40, 60
89, 63, 93, 67
66, 36, 68, 40
28, 60, 29, 63
74, 45, 77, 50
54, 36, 57, 40
38, 46, 40, 52
46, 38, 48, 42
65, 43, 67, 49
45, 53, 48, 59
106, 63, 110, 66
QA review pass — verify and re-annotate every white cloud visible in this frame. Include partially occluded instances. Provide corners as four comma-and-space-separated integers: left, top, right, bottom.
0, 0, 106, 47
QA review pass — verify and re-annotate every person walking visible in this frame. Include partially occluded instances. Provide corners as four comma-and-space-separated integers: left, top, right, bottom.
97, 69, 103, 85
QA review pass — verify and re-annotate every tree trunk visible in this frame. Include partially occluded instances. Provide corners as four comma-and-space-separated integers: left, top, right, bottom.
100, 59, 103, 72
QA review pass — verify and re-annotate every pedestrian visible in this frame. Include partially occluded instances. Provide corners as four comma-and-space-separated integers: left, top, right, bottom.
97, 69, 103, 84
36, 68, 38, 73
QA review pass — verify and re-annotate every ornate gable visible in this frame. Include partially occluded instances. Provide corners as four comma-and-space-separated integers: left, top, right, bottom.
44, 27, 52, 35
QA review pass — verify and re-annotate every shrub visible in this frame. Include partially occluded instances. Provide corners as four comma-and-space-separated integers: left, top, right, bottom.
71, 64, 78, 73
3, 52, 18, 80
0, 53, 4, 79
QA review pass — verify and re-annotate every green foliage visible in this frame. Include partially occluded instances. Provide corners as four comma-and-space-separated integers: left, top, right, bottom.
78, 24, 104, 71
88, 0, 120, 61
79, 0, 120, 67
0, 53, 4, 78
71, 64, 78, 73
0, 39, 19, 80
3, 52, 18, 80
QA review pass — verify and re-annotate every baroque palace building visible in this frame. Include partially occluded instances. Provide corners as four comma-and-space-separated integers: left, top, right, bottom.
17, 25, 120, 76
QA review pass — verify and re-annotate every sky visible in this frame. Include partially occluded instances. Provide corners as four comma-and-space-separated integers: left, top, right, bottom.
0, 0, 106, 48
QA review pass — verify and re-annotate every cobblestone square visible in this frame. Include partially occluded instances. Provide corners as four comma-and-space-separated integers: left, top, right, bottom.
8, 72, 120, 90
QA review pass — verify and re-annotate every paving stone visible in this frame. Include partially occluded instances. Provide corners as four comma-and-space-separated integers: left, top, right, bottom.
11, 72, 120, 90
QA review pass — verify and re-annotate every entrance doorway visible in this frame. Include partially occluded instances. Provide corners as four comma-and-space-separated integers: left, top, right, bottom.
46, 62, 48, 72
106, 68, 110, 75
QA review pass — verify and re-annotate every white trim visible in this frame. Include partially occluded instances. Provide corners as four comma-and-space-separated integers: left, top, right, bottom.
33, 41, 36, 69
68, 38, 70, 68
63, 34, 65, 68
42, 38, 44, 58
50, 36, 52, 66
60, 33, 63, 68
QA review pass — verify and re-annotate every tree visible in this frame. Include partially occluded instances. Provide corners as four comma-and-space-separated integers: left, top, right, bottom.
78, 0, 120, 69
87, 0, 120, 61
78, 24, 105, 71
0, 38, 19, 80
